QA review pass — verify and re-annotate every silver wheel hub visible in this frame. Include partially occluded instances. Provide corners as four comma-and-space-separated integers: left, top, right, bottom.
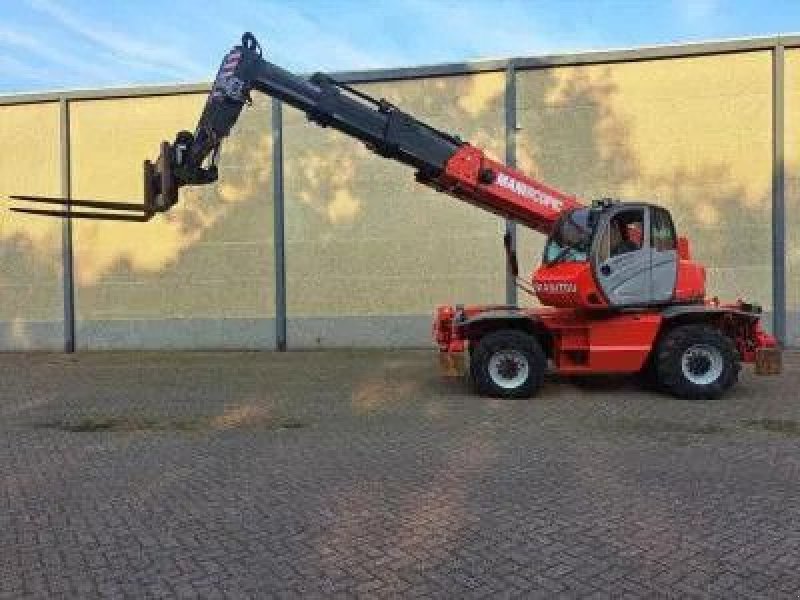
488, 350, 529, 389
681, 344, 724, 385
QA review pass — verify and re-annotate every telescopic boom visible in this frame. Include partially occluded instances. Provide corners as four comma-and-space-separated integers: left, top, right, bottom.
151, 33, 582, 234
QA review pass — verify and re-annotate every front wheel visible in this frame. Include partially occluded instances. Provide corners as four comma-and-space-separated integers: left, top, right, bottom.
471, 330, 547, 398
654, 324, 740, 400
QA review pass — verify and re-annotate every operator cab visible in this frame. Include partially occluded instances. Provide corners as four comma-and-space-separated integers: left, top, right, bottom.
536, 201, 680, 309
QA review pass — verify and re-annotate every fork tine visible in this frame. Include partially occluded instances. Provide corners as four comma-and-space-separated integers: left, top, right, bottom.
8, 194, 146, 212
10, 207, 152, 222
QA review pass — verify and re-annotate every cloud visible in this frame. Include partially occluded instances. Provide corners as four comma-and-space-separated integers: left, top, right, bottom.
0, 53, 52, 84
25, 0, 206, 80
236, 1, 402, 71
221, 0, 564, 73
378, 0, 563, 62
0, 25, 120, 84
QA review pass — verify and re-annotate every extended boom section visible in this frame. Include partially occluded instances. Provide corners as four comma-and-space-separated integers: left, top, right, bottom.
146, 33, 581, 234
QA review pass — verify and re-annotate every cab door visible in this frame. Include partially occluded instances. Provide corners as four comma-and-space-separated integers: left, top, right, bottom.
649, 206, 678, 303
593, 206, 651, 307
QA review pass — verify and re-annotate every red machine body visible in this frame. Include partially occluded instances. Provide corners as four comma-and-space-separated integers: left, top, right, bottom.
434, 146, 583, 233
427, 144, 776, 395
429, 145, 776, 396
434, 301, 774, 377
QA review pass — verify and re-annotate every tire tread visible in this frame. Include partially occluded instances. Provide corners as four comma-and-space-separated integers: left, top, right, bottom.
655, 324, 739, 400
471, 330, 546, 399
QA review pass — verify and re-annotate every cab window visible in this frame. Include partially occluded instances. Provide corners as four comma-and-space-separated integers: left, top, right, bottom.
543, 209, 594, 264
609, 209, 644, 257
651, 207, 676, 252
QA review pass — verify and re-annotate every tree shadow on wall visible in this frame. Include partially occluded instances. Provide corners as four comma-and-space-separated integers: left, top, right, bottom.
516, 66, 639, 198
648, 165, 772, 309
0, 211, 64, 349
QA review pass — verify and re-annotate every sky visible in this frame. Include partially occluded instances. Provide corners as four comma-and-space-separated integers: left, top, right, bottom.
1, 0, 799, 94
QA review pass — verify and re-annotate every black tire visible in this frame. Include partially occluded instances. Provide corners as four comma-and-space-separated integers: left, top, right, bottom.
470, 330, 547, 398
654, 324, 740, 400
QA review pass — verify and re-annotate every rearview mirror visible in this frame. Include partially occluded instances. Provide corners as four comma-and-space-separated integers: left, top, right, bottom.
503, 232, 519, 278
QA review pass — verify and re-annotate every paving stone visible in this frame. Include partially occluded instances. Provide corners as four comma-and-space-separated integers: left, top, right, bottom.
1, 350, 799, 598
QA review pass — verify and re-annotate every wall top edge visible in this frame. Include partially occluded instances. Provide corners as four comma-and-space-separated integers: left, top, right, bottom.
1, 33, 797, 106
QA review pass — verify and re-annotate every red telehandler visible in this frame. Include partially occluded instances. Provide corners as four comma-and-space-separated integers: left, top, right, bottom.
9, 33, 781, 399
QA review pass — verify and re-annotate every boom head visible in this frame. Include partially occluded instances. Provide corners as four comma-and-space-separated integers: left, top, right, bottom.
142, 34, 258, 211
143, 142, 178, 213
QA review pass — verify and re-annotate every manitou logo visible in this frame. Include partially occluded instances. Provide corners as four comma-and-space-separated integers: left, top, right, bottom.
534, 281, 577, 294
495, 173, 563, 211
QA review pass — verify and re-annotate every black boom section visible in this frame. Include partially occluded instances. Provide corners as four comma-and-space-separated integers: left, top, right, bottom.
249, 63, 462, 174
182, 33, 462, 187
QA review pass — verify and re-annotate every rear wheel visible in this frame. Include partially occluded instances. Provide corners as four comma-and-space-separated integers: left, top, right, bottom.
471, 330, 546, 398
654, 324, 739, 399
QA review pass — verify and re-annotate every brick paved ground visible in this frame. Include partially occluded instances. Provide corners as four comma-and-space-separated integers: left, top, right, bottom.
1, 350, 799, 599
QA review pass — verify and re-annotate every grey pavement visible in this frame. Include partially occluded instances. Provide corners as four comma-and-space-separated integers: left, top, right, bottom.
1, 350, 799, 599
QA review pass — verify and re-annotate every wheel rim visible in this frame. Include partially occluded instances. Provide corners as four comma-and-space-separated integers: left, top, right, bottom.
488, 349, 530, 389
681, 343, 724, 385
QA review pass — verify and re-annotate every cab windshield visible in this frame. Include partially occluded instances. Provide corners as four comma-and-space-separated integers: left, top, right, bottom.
544, 208, 595, 264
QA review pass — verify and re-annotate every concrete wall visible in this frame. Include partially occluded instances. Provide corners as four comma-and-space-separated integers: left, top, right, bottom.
0, 37, 793, 350
0, 103, 64, 349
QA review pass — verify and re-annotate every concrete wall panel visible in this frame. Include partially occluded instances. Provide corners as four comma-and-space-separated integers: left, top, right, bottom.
786, 49, 800, 345
70, 94, 275, 349
283, 73, 507, 347
0, 102, 64, 349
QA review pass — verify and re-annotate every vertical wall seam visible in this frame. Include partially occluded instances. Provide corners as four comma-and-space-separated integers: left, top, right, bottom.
772, 45, 786, 346
272, 99, 287, 351
59, 98, 76, 353
505, 61, 518, 307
